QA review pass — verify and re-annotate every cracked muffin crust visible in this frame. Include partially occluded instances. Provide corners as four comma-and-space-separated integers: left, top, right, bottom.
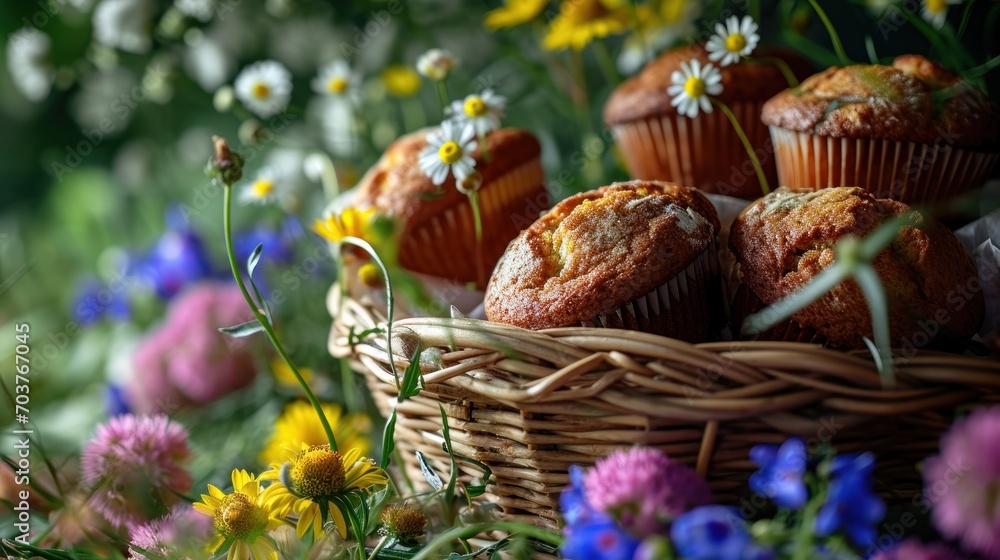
485, 180, 721, 338
729, 187, 985, 349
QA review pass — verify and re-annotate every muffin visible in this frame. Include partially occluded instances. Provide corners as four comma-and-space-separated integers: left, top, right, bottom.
604, 44, 812, 199
485, 180, 723, 342
763, 55, 1000, 205
729, 187, 985, 349
354, 128, 549, 288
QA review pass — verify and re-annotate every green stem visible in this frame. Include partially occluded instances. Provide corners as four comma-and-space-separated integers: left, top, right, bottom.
410, 522, 563, 560
340, 237, 400, 389
806, 0, 850, 66
436, 80, 450, 116
367, 536, 389, 560
628, 0, 651, 67
748, 55, 800, 87
222, 184, 339, 451
968, 53, 1000, 78
468, 190, 484, 288
743, 264, 850, 334
478, 132, 492, 163
592, 40, 622, 85
711, 98, 770, 195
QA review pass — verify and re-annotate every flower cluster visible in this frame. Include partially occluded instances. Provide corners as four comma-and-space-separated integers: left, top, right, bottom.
559, 441, 891, 560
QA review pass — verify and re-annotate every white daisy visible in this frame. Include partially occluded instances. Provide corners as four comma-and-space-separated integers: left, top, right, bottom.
706, 15, 760, 67
239, 167, 286, 205
6, 28, 54, 102
311, 60, 355, 97
419, 121, 478, 186
667, 59, 723, 118
234, 60, 292, 118
922, 0, 961, 29
175, 0, 214, 22
92, 0, 155, 54
446, 90, 506, 136
416, 49, 458, 81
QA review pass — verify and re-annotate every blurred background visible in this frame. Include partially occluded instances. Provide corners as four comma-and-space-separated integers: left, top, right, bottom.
0, 0, 998, 521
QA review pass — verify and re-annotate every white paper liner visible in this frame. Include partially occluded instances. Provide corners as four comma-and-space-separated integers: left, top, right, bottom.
579, 240, 722, 341
398, 159, 546, 287
613, 100, 776, 199
769, 127, 1000, 204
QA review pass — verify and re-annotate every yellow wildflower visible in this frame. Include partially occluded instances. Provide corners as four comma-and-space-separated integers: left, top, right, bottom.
485, 0, 548, 29
312, 207, 376, 244
543, 0, 631, 51
259, 400, 372, 467
193, 469, 285, 560
382, 65, 421, 97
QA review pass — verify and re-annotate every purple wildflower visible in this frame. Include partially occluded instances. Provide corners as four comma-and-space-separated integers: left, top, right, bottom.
583, 447, 712, 537
80, 414, 193, 531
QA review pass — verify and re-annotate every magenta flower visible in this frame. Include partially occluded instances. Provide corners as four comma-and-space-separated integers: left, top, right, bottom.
80, 414, 193, 531
870, 538, 966, 560
583, 447, 712, 537
128, 282, 257, 413
924, 407, 1000, 559
128, 504, 212, 559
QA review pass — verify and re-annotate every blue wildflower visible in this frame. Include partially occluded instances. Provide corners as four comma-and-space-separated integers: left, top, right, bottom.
105, 384, 131, 417
814, 452, 885, 547
71, 277, 131, 325
749, 438, 808, 510
138, 208, 213, 299
233, 224, 296, 266
560, 465, 640, 560
671, 506, 775, 560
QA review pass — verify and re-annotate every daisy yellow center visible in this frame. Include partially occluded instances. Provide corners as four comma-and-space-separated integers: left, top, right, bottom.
725, 33, 747, 53
251, 83, 270, 99
328, 77, 348, 94
438, 141, 463, 165
925, 0, 946, 13
463, 97, 487, 118
215, 492, 266, 539
289, 445, 346, 499
252, 179, 275, 198
684, 76, 706, 99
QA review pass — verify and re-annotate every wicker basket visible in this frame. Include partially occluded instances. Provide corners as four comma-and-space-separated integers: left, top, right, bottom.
328, 289, 1000, 532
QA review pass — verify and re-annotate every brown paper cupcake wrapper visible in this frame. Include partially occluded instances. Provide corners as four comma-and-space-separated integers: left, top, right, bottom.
612, 100, 777, 199
730, 280, 826, 344
769, 127, 1000, 205
581, 241, 723, 342
400, 159, 546, 287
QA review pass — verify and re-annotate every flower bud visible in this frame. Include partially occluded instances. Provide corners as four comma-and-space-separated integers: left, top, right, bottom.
206, 135, 244, 186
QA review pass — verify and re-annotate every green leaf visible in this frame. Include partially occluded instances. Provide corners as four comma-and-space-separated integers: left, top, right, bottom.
452, 452, 494, 498
218, 319, 265, 337
380, 410, 398, 470
416, 450, 444, 491
245, 242, 272, 324
399, 345, 424, 401
439, 405, 458, 499
445, 537, 512, 559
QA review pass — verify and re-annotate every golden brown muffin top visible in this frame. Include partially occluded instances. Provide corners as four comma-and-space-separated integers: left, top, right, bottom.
353, 128, 541, 230
729, 187, 985, 348
761, 55, 1000, 148
485, 180, 720, 330
604, 43, 813, 124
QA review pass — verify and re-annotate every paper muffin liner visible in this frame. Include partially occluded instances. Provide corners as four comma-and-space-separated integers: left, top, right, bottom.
729, 280, 826, 344
769, 127, 1000, 205
399, 159, 547, 288
580, 240, 723, 342
612, 100, 777, 200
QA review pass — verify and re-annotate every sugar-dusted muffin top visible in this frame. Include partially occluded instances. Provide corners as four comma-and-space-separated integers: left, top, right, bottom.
762, 55, 1000, 148
485, 180, 720, 330
604, 43, 813, 125
730, 187, 985, 348
353, 128, 541, 228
